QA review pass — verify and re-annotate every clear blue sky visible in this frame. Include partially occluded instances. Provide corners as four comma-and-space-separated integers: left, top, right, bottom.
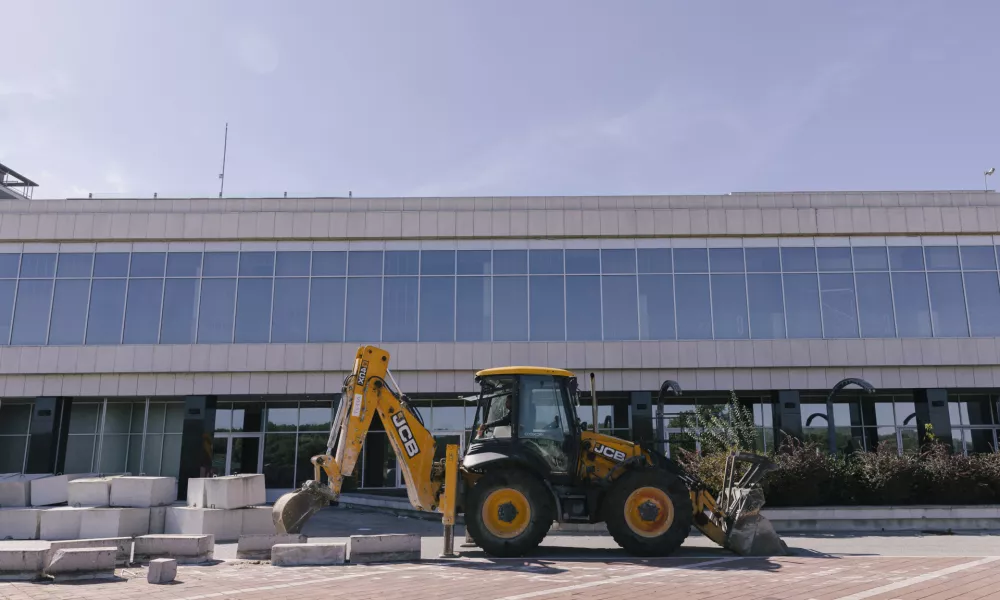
2, 1, 998, 199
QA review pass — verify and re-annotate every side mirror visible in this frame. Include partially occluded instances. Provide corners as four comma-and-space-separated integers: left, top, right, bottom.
579, 421, 588, 431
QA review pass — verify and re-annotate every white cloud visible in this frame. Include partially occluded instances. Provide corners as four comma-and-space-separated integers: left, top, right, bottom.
230, 26, 280, 75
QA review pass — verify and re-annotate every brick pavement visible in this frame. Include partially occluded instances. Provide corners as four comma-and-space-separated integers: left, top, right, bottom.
1, 555, 998, 600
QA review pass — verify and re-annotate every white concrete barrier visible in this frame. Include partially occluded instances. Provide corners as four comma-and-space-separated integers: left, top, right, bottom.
110, 477, 176, 508
164, 506, 273, 542
47, 538, 131, 567
149, 506, 166, 534
240, 506, 275, 536
68, 477, 115, 507
237, 534, 307, 559
0, 474, 47, 507
0, 508, 40, 540
147, 558, 177, 584
43, 547, 116, 581
39, 507, 86, 540
133, 534, 214, 564
271, 543, 346, 567
0, 544, 47, 580
349, 534, 421, 564
79, 508, 150, 538
187, 474, 266, 509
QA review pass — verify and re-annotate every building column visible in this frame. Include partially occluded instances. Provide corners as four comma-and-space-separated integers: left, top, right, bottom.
772, 390, 803, 449
178, 396, 217, 500
629, 391, 654, 445
24, 397, 72, 474
914, 389, 953, 449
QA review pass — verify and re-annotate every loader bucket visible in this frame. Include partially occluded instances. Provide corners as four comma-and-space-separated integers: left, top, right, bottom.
716, 453, 788, 556
272, 481, 334, 534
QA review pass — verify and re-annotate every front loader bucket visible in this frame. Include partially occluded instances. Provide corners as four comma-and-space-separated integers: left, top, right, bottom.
716, 453, 788, 557
272, 481, 334, 534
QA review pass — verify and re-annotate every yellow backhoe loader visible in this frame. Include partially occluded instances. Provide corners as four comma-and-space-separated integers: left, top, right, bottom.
272, 345, 787, 558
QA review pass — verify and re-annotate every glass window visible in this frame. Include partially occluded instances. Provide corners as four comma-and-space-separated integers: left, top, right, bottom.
819, 273, 859, 338
263, 433, 296, 488
48, 279, 90, 345
928, 272, 969, 337
748, 274, 785, 339
123, 278, 163, 344
602, 275, 639, 340
889, 247, 924, 271
892, 272, 932, 337
639, 274, 675, 340
675, 274, 712, 339
420, 277, 455, 341
421, 250, 456, 275
93, 254, 129, 278
308, 277, 345, 342
86, 279, 127, 344
129, 253, 165, 277
0, 280, 15, 345
271, 278, 309, 343
382, 277, 419, 341
275, 251, 310, 276
493, 275, 528, 341
925, 247, 960, 271
348, 251, 383, 276
384, 251, 419, 275
529, 250, 563, 274
566, 276, 602, 341
960, 246, 996, 270
345, 277, 382, 341
166, 252, 202, 277
964, 272, 1000, 337
856, 273, 895, 338
299, 401, 333, 431
266, 404, 299, 430
566, 249, 600, 274
601, 249, 636, 274
530, 275, 564, 341
0, 254, 19, 278
20, 253, 56, 278
457, 250, 491, 275
160, 279, 199, 344
493, 250, 527, 275
709, 248, 745, 273
456, 277, 491, 341
203, 252, 238, 276
711, 274, 749, 339
517, 376, 572, 472
852, 247, 889, 271
673, 248, 708, 273
197, 278, 237, 343
57, 253, 93, 277
745, 248, 780, 273
238, 251, 275, 277
781, 247, 816, 272
312, 251, 347, 276
818, 247, 853, 272
783, 274, 823, 338
637, 248, 671, 274
235, 278, 273, 342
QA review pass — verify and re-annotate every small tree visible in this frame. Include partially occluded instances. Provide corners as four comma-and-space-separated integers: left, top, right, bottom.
693, 390, 758, 454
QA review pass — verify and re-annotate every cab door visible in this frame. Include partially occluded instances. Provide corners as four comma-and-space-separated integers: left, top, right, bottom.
514, 375, 580, 485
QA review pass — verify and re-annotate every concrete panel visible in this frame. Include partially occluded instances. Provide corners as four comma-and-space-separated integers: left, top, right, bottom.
0, 545, 47, 580
133, 534, 214, 564
165, 507, 242, 542
31, 475, 74, 507
47, 538, 131, 567
79, 508, 150, 538
237, 534, 307, 560
272, 543, 346, 566
110, 477, 176, 508
186, 474, 264, 509
39, 507, 86, 540
349, 533, 420, 564
0, 474, 47, 507
149, 506, 166, 534
68, 478, 114, 508
240, 507, 275, 536
0, 508, 40, 539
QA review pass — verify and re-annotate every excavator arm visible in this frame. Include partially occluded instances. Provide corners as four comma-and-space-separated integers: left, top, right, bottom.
272, 346, 458, 534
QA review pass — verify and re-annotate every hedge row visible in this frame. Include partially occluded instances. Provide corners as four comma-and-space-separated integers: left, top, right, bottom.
677, 441, 1000, 506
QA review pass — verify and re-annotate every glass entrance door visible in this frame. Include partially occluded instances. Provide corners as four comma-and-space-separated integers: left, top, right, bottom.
212, 434, 264, 476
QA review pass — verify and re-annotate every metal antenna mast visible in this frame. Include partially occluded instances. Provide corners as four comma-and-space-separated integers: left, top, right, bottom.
218, 123, 229, 198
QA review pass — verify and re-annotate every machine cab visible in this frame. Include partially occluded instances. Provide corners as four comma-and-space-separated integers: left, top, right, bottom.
466, 367, 581, 484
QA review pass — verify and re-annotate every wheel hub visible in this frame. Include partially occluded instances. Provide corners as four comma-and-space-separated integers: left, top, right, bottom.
637, 500, 660, 522
497, 502, 519, 523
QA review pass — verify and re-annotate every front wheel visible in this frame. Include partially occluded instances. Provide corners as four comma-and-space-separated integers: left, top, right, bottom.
604, 469, 693, 557
465, 469, 554, 557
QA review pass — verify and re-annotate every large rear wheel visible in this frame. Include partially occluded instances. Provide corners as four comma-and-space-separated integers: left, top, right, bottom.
465, 469, 554, 557
604, 469, 693, 556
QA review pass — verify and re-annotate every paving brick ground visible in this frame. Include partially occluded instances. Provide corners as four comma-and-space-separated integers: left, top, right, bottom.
3, 555, 999, 600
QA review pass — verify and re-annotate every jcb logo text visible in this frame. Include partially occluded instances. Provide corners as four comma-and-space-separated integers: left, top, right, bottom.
594, 443, 626, 463
392, 412, 420, 458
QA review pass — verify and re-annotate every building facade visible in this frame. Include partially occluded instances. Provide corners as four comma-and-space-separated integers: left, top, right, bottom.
1, 175, 999, 498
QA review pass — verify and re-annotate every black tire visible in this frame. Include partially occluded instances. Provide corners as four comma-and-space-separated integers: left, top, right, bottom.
604, 468, 693, 557
465, 469, 554, 557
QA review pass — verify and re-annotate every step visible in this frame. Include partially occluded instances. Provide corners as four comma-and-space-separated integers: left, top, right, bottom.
43, 547, 116, 581
271, 543, 346, 567
349, 534, 420, 564
133, 534, 214, 564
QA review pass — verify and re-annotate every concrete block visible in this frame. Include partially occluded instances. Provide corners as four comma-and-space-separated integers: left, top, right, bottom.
47, 538, 131, 567
79, 508, 150, 538
110, 477, 176, 508
349, 534, 421, 564
237, 534, 307, 560
0, 508, 40, 539
187, 474, 265, 509
165, 506, 242, 542
147, 558, 177, 584
0, 474, 47, 507
39, 507, 86, 540
30, 475, 70, 506
239, 506, 275, 536
134, 534, 214, 564
149, 506, 166, 534
271, 543, 346, 567
68, 477, 114, 507
43, 547, 116, 581
0, 544, 47, 580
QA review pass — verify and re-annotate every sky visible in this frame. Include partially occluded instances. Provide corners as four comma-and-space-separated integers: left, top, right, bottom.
2, 1, 999, 200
